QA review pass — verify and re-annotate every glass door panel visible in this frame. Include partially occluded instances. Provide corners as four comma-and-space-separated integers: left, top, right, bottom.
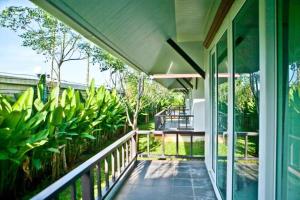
278, 0, 300, 199
211, 51, 217, 173
216, 31, 228, 199
232, 0, 259, 199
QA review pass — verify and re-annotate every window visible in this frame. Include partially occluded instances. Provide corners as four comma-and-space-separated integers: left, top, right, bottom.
232, 0, 259, 199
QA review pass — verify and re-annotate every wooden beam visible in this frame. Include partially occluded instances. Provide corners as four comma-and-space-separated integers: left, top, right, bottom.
176, 78, 189, 92
182, 78, 193, 89
203, 0, 234, 49
167, 39, 206, 79
151, 74, 201, 79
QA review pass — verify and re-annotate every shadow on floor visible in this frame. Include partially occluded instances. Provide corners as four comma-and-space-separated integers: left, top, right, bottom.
113, 160, 217, 200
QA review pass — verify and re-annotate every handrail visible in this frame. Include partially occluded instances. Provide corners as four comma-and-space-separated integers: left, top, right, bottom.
136, 130, 204, 158
32, 131, 137, 200
154, 108, 168, 117
154, 106, 194, 130
156, 114, 194, 117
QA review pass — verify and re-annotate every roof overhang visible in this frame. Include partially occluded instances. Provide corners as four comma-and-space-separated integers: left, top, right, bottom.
31, 0, 221, 89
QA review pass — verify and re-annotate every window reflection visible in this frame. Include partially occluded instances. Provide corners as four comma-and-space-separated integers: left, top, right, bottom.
216, 31, 228, 199
279, 0, 300, 198
233, 0, 259, 199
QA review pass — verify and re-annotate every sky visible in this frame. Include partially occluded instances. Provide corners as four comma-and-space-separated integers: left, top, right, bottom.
0, 0, 110, 86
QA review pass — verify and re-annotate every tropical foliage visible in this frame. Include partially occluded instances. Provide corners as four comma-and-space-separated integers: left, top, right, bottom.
0, 79, 125, 198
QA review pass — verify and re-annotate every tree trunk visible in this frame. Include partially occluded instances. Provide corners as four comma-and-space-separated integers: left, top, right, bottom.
51, 153, 57, 180
50, 61, 54, 88
61, 145, 68, 173
50, 31, 56, 88
86, 55, 90, 85
57, 65, 61, 89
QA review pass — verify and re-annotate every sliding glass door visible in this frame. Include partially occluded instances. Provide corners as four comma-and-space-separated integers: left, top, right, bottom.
216, 32, 228, 199
232, 0, 259, 199
277, 0, 300, 199
211, 50, 217, 173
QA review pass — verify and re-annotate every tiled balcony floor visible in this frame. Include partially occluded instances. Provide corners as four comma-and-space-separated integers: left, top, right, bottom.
113, 160, 216, 200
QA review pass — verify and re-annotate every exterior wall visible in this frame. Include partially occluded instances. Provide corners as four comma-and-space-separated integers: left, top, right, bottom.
190, 78, 205, 131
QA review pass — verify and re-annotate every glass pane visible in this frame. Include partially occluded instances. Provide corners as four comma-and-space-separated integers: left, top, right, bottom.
216, 31, 228, 199
233, 0, 259, 199
211, 52, 217, 172
278, 0, 300, 199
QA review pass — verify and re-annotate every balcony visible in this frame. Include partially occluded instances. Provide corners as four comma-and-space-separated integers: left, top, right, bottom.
32, 109, 213, 200
155, 106, 194, 131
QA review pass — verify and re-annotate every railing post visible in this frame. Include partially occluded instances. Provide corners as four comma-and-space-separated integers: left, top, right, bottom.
147, 133, 150, 157
104, 158, 109, 191
111, 153, 116, 182
122, 145, 125, 170
70, 182, 76, 200
245, 134, 248, 159
131, 134, 136, 158
81, 169, 94, 200
117, 148, 121, 177
129, 137, 133, 160
162, 133, 165, 157
176, 133, 179, 156
186, 116, 188, 129
190, 134, 193, 157
96, 161, 102, 199
136, 132, 139, 155
125, 141, 129, 165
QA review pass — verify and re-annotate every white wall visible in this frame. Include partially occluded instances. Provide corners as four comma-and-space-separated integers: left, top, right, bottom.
189, 78, 206, 131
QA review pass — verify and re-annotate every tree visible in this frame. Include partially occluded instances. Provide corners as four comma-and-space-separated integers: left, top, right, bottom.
119, 71, 144, 130
78, 42, 105, 85
98, 53, 144, 130
0, 6, 86, 88
100, 54, 183, 130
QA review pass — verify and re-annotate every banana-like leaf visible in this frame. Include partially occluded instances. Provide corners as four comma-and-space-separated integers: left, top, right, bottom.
47, 147, 60, 154
34, 98, 44, 111
0, 95, 12, 115
12, 88, 34, 120
50, 106, 63, 126
50, 86, 59, 110
80, 132, 96, 140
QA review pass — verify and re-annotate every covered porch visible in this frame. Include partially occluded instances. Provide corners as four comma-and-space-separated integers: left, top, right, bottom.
29, 0, 224, 199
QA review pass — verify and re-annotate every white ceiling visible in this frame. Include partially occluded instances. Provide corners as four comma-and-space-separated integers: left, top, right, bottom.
32, 0, 220, 89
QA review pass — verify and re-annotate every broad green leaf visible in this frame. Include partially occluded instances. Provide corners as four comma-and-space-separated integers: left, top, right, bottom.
47, 147, 60, 154
50, 106, 63, 126
80, 133, 96, 140
12, 88, 34, 119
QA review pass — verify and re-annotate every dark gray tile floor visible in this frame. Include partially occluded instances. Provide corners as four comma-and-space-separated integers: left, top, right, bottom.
113, 160, 217, 200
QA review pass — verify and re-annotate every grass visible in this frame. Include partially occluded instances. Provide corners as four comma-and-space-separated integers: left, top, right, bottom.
137, 121, 205, 156
137, 134, 205, 156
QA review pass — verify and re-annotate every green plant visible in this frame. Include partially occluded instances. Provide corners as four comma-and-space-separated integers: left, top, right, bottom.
0, 88, 49, 195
